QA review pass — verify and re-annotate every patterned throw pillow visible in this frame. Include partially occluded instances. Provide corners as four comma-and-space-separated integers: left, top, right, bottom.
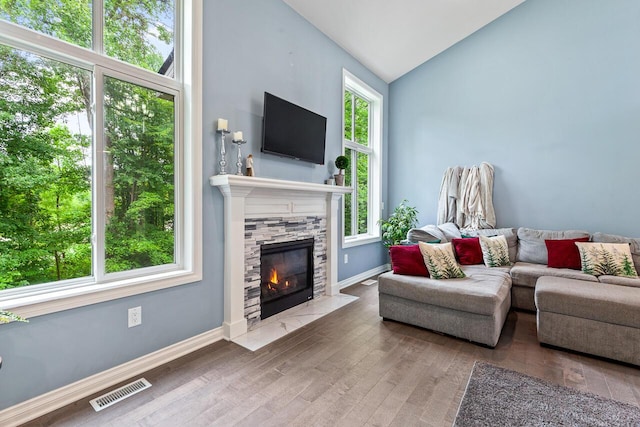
575, 242, 638, 277
418, 242, 466, 279
479, 235, 511, 267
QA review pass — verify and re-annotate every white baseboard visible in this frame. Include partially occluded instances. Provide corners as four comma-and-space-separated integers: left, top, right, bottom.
0, 327, 224, 427
338, 264, 390, 290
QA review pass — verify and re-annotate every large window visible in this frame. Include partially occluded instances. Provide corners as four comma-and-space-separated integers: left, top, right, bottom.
0, 1, 201, 316
342, 70, 382, 247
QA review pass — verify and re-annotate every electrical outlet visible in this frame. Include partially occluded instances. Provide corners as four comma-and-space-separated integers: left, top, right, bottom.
344, 254, 349, 264
128, 306, 142, 328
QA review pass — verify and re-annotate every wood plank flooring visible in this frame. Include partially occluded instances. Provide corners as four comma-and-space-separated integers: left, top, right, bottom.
24, 279, 640, 426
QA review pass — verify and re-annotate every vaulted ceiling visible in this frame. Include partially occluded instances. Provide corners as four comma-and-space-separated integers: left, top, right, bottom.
283, 0, 525, 83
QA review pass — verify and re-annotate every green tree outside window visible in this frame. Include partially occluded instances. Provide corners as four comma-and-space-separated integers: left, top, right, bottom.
0, 0, 177, 290
343, 89, 371, 238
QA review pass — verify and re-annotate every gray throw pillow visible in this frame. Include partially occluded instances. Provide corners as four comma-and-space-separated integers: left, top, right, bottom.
437, 222, 462, 241
407, 224, 447, 243
516, 228, 590, 265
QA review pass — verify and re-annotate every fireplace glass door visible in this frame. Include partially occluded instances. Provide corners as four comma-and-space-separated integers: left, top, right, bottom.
260, 238, 314, 319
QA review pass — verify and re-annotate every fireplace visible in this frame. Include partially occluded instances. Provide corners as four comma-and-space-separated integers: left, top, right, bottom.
210, 174, 350, 340
260, 238, 314, 319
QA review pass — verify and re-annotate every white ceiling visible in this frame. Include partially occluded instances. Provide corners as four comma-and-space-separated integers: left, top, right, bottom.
283, 0, 525, 83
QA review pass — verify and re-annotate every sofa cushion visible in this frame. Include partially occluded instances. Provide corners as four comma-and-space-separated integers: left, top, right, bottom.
418, 242, 465, 279
510, 262, 598, 288
535, 277, 640, 329
378, 269, 511, 317
451, 237, 484, 265
598, 275, 640, 288
460, 264, 512, 275
463, 228, 517, 263
389, 245, 429, 277
479, 235, 511, 267
545, 237, 590, 270
575, 242, 638, 277
592, 232, 640, 273
516, 228, 590, 265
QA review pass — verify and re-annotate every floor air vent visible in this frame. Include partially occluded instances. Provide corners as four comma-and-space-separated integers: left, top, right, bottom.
90, 378, 152, 412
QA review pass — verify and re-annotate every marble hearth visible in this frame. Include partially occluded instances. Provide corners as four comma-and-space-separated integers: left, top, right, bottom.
210, 175, 354, 345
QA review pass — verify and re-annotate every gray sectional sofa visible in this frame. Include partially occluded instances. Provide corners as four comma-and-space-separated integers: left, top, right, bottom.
378, 225, 640, 363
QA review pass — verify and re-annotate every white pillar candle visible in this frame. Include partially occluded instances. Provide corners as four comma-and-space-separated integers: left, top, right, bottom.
233, 131, 243, 141
217, 118, 228, 131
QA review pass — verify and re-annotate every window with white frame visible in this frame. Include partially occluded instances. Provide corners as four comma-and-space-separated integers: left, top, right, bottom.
342, 70, 382, 247
0, 0, 201, 315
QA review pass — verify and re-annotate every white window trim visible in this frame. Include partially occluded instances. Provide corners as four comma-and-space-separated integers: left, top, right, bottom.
0, 0, 203, 319
341, 69, 382, 249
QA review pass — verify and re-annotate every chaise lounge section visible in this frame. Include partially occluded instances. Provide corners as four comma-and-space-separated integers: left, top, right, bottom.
379, 265, 511, 347
536, 276, 640, 366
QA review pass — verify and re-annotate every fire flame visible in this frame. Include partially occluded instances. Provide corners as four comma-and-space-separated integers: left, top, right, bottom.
270, 268, 279, 284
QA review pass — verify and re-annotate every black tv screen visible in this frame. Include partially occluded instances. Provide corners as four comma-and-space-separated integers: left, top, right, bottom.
261, 92, 327, 165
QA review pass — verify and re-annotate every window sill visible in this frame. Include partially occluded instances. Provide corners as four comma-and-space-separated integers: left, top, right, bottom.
0, 269, 202, 319
342, 235, 381, 249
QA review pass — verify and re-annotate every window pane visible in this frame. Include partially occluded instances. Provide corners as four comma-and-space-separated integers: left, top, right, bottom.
0, 1, 92, 48
104, 77, 175, 273
104, 0, 175, 75
344, 148, 353, 188
344, 91, 352, 141
344, 148, 353, 237
354, 95, 369, 146
357, 152, 369, 234
0, 45, 92, 289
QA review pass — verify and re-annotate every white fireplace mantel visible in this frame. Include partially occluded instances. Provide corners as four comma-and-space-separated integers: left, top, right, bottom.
210, 175, 351, 340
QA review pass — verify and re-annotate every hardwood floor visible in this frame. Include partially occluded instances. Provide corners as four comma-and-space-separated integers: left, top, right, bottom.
24, 279, 640, 426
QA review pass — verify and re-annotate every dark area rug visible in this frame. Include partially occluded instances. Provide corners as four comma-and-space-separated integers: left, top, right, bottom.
454, 362, 640, 427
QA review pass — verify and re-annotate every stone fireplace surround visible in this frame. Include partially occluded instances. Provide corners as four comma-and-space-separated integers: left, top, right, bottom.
244, 216, 326, 326
210, 175, 352, 341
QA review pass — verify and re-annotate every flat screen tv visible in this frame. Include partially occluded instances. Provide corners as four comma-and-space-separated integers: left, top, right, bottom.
261, 92, 327, 165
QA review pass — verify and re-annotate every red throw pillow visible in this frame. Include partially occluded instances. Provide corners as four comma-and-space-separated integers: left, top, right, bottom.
545, 237, 590, 270
389, 245, 429, 277
451, 237, 484, 265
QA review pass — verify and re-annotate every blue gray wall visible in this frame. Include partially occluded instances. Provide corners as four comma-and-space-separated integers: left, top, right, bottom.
0, 283, 216, 410
389, 0, 640, 237
0, 0, 388, 410
205, 0, 389, 282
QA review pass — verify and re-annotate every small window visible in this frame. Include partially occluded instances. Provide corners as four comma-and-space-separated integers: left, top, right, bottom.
103, 76, 176, 273
0, 46, 93, 288
104, 0, 175, 75
0, 2, 92, 48
342, 70, 382, 248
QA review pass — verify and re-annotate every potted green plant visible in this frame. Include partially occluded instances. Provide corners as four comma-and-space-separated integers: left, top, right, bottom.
0, 309, 28, 324
334, 155, 350, 186
378, 200, 419, 248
